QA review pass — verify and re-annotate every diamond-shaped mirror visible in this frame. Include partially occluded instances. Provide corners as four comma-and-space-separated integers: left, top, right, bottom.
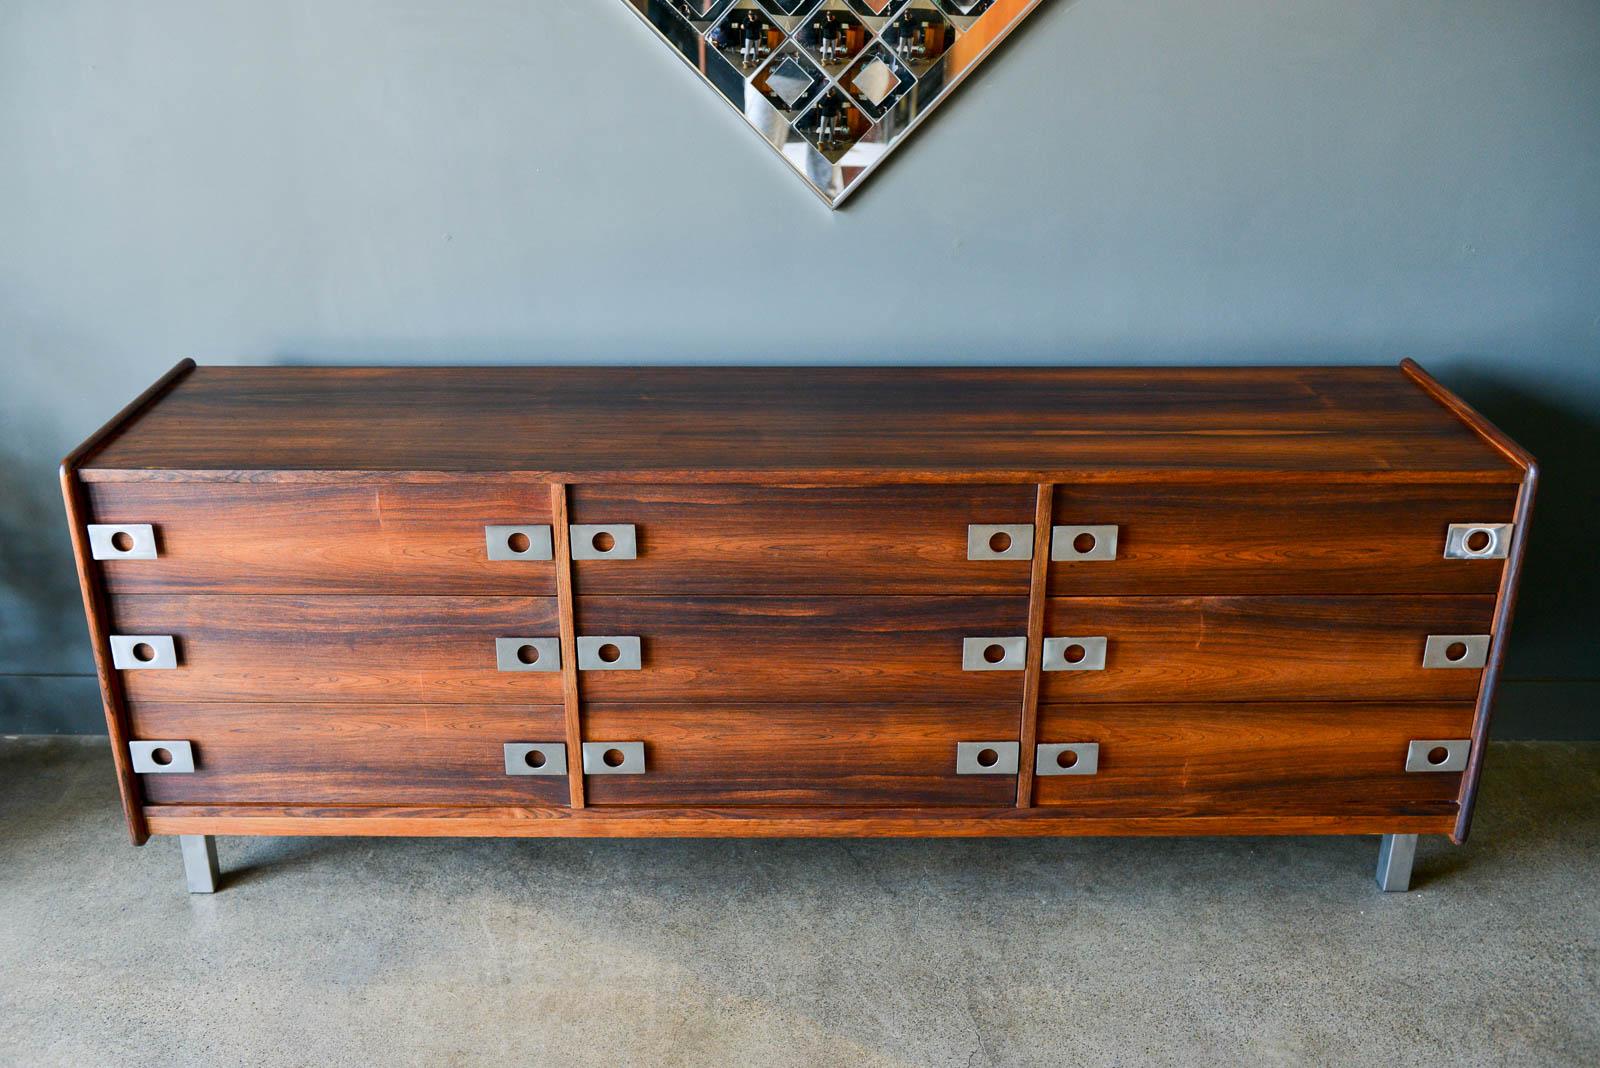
621, 0, 1047, 208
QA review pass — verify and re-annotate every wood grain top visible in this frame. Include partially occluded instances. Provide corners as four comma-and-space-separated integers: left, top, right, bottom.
76, 364, 1523, 483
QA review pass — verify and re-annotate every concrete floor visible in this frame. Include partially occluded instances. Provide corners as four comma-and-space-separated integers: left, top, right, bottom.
1, 739, 1595, 1068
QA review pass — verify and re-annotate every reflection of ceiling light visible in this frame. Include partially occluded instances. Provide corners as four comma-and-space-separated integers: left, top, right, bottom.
949, 1, 986, 12
768, 57, 817, 107
852, 58, 905, 106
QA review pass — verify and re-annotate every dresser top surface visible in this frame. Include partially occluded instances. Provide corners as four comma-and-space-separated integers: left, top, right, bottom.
76, 364, 1525, 483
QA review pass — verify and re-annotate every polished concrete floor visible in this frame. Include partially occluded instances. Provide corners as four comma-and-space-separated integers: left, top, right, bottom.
1, 738, 1596, 1067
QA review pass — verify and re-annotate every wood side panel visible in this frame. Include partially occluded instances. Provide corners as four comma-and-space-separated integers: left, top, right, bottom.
128, 703, 569, 806
551, 484, 585, 808
572, 597, 1029, 704
109, 596, 562, 703
144, 807, 1457, 839
580, 705, 1020, 807
569, 484, 1034, 594
1034, 703, 1474, 816
1048, 483, 1517, 595
88, 482, 555, 595
1015, 485, 1052, 807
1039, 596, 1496, 703
59, 357, 197, 844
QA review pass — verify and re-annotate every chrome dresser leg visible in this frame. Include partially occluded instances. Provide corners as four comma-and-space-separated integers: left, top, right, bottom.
1375, 833, 1418, 892
180, 834, 219, 894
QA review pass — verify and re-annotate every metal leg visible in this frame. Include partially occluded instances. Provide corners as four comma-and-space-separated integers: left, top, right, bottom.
1375, 833, 1418, 892
180, 835, 219, 894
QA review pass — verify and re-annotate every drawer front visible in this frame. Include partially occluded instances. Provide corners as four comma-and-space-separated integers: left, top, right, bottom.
581, 705, 1022, 806
1048, 483, 1517, 595
574, 597, 1029, 704
1033, 703, 1474, 816
110, 596, 562, 703
87, 482, 556, 595
569, 485, 1036, 595
128, 703, 569, 806
1038, 596, 1495, 703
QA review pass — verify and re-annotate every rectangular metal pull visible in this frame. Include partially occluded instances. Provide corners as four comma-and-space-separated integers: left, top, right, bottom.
130, 740, 195, 774
961, 636, 1027, 671
1051, 525, 1118, 561
495, 637, 562, 672
577, 636, 642, 671
1405, 739, 1471, 773
1041, 636, 1108, 672
582, 741, 646, 774
88, 524, 158, 560
955, 741, 1020, 774
1036, 743, 1100, 776
485, 525, 553, 561
109, 635, 177, 670
1422, 634, 1491, 669
571, 524, 637, 560
503, 742, 568, 776
1444, 523, 1512, 560
967, 524, 1033, 561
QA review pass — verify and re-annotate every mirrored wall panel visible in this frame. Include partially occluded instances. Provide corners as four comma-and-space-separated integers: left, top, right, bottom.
621, 0, 1047, 208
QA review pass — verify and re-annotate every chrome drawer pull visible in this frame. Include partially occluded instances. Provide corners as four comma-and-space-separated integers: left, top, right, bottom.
1422, 634, 1490, 669
1405, 739, 1471, 773
1444, 523, 1512, 560
1036, 743, 1100, 776
495, 638, 561, 672
484, 525, 553, 561
503, 742, 568, 776
571, 524, 637, 560
130, 740, 195, 774
109, 635, 177, 670
955, 741, 1020, 775
88, 524, 158, 560
1042, 636, 1107, 672
967, 524, 1033, 561
1051, 525, 1119, 561
961, 636, 1027, 671
582, 741, 646, 775
577, 636, 642, 671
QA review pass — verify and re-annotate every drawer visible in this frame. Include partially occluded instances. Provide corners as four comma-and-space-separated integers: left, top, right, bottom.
1032, 703, 1474, 816
128, 703, 569, 806
581, 704, 1022, 806
86, 482, 556, 594
574, 597, 1029, 704
1048, 483, 1517, 595
1038, 596, 1495, 703
109, 596, 562, 703
568, 485, 1036, 595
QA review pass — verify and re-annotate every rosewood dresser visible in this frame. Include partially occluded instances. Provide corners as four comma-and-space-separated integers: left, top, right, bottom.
61, 362, 1535, 894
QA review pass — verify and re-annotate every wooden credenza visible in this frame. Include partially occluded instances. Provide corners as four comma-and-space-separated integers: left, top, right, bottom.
61, 362, 1536, 892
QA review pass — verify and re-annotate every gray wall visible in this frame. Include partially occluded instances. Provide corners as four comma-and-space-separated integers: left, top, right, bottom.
2, 0, 1596, 737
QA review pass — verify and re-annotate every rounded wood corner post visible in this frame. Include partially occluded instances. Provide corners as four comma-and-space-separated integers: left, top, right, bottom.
551, 483, 586, 809
58, 358, 197, 845
1397, 358, 1539, 844
1015, 483, 1054, 808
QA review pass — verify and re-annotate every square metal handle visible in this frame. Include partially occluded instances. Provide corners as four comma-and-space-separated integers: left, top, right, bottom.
1422, 635, 1490, 669
967, 524, 1033, 561
503, 742, 568, 776
485, 525, 553, 561
582, 741, 646, 775
577, 636, 642, 671
1036, 743, 1100, 776
495, 637, 562, 672
962, 637, 1027, 671
1042, 636, 1107, 672
110, 635, 177, 670
1405, 739, 1471, 773
571, 524, 638, 560
88, 524, 158, 560
1444, 523, 1512, 560
129, 740, 195, 774
955, 741, 1020, 774
1051, 525, 1118, 561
